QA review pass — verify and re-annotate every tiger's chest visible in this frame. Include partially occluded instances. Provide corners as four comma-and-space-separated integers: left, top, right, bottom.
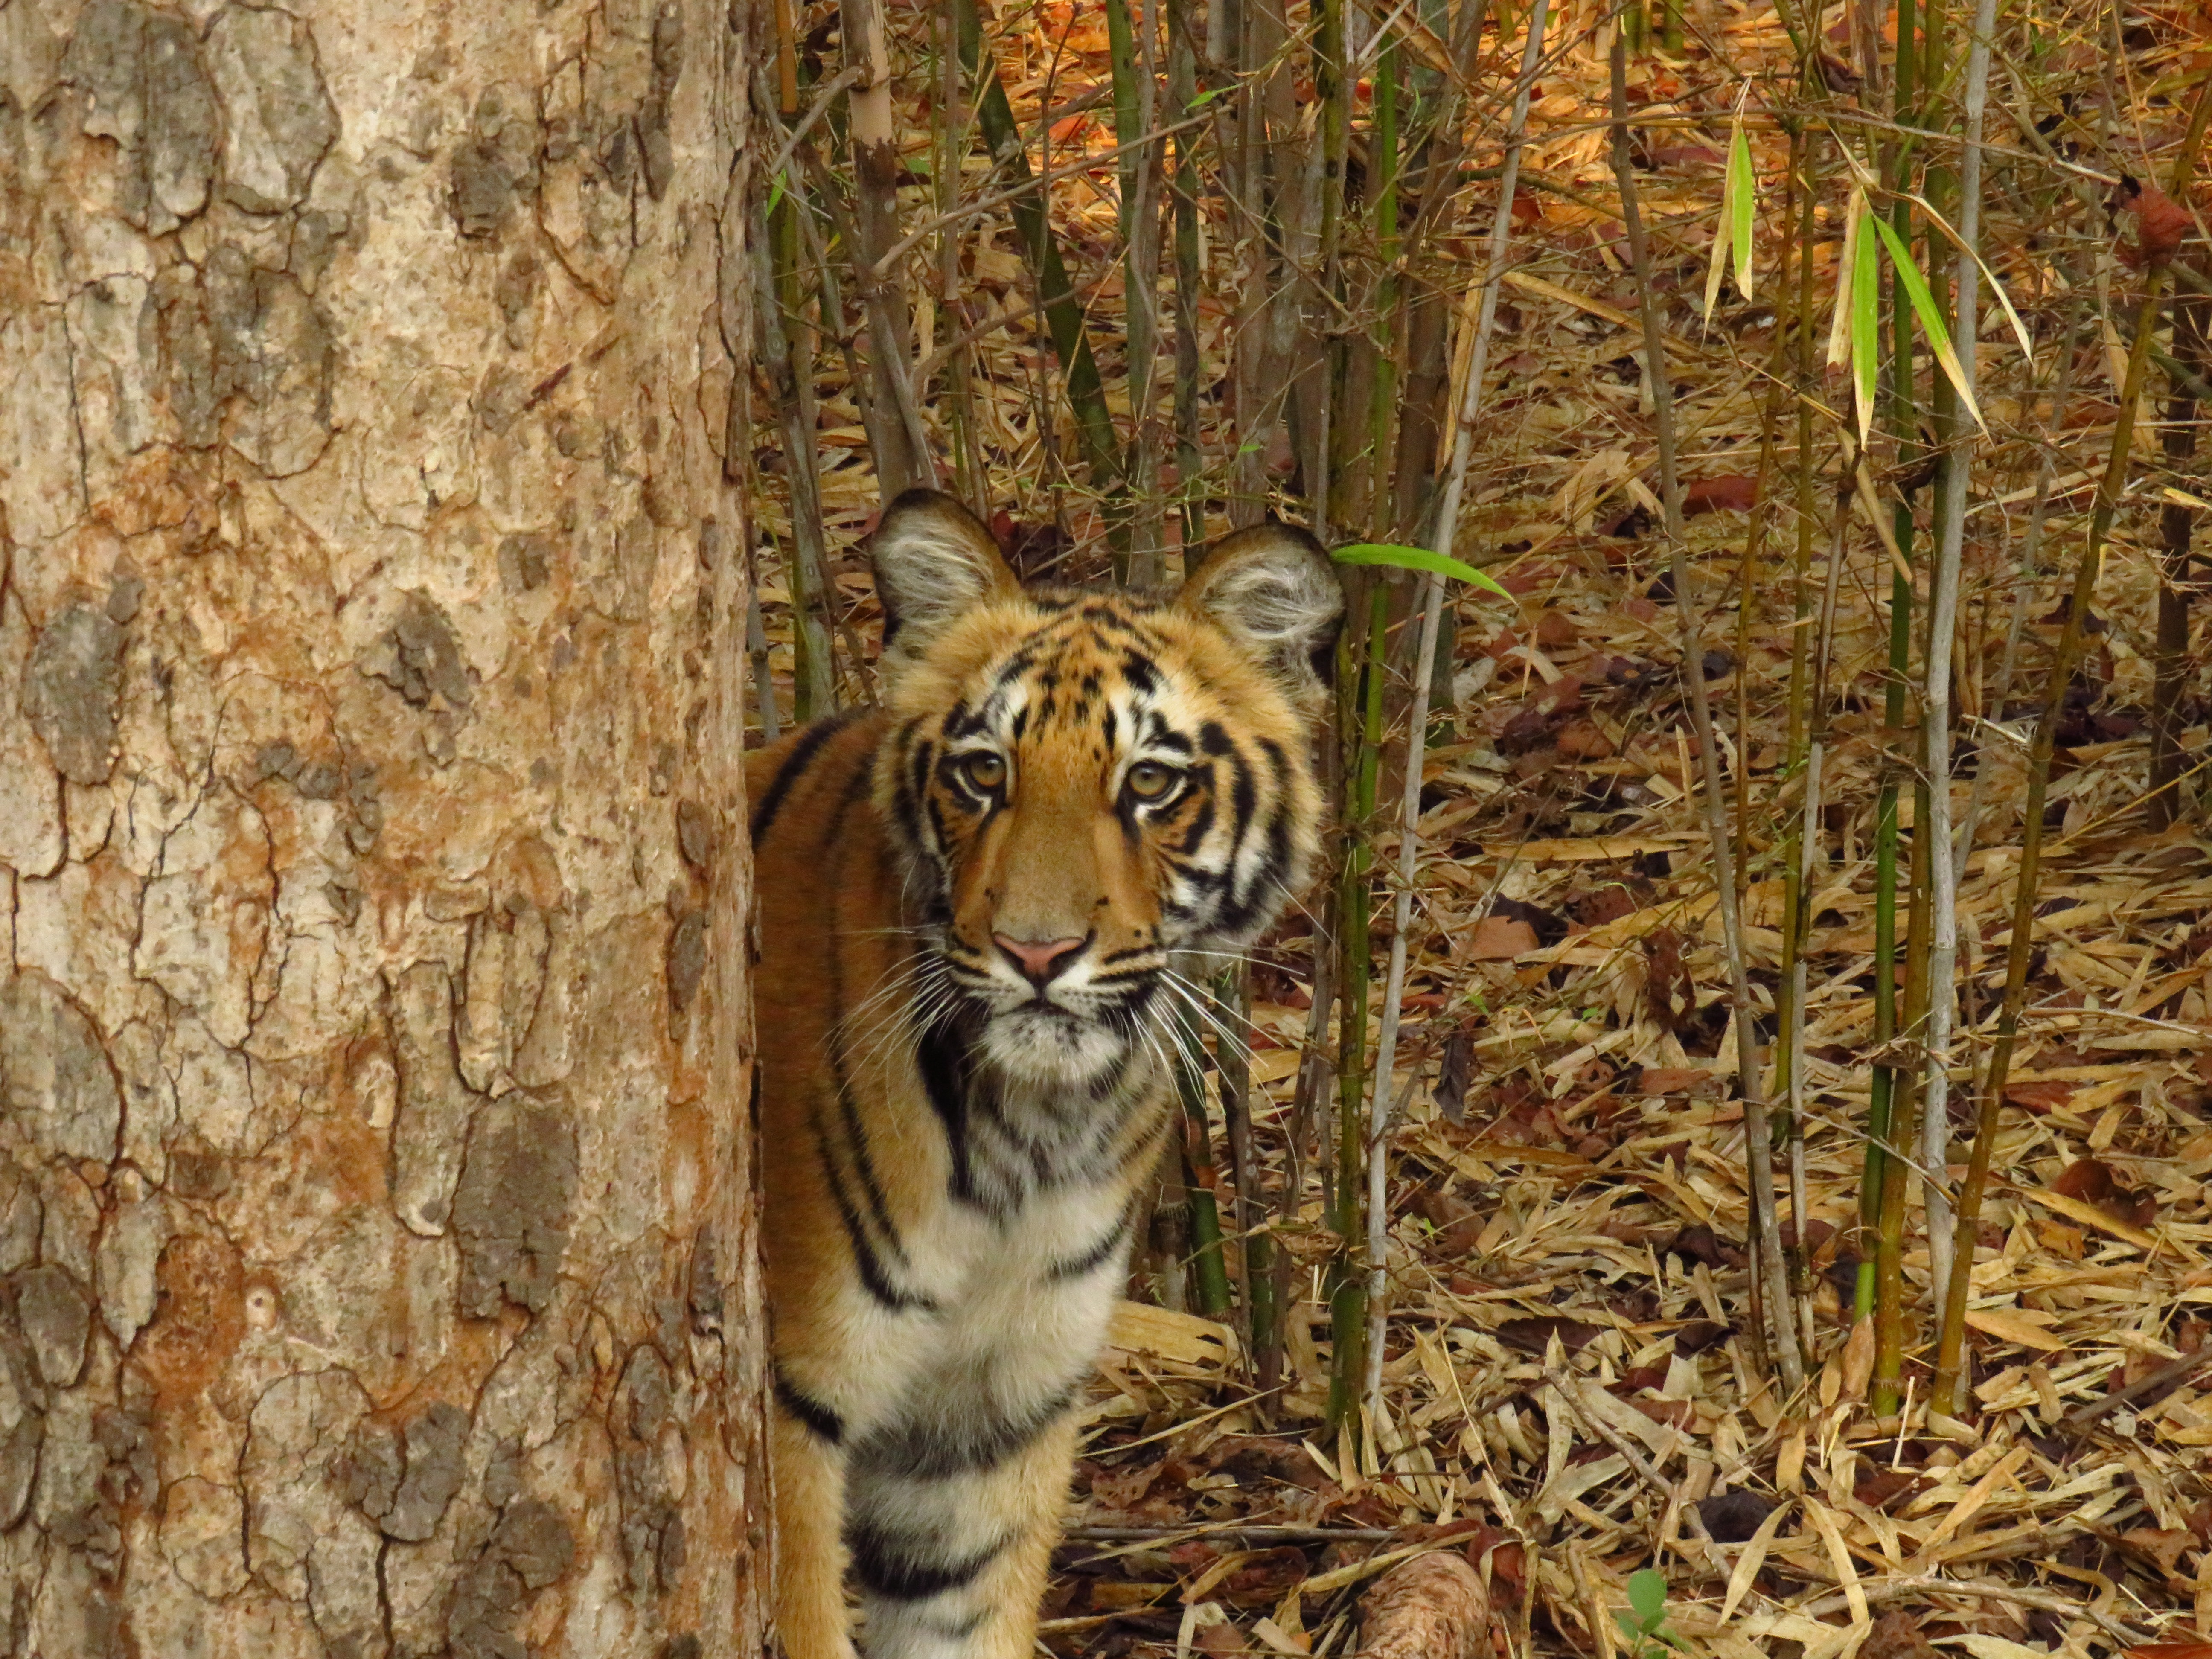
837, 1182, 1132, 1451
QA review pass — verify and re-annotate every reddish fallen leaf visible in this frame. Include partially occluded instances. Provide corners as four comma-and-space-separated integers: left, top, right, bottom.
1644, 929, 1696, 1032
1556, 717, 1616, 761
1631, 1397, 1698, 1431
2119, 1527, 2195, 1575
2005, 1079, 2077, 1114
2052, 1157, 2160, 1228
1682, 473, 1759, 515
2122, 1644, 2212, 1659
2111, 175, 2193, 268
1534, 609, 1580, 647
1855, 1468, 1929, 1511
1665, 1224, 1746, 1270
1484, 1540, 1527, 1601
1648, 143, 1725, 169
1637, 1064, 1710, 1096
1496, 1316, 1600, 1354
1465, 915, 1538, 960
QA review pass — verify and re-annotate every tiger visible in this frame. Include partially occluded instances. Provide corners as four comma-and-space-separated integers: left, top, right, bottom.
745, 488, 1343, 1659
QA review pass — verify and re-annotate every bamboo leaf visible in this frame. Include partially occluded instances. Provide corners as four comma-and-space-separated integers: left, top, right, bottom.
1727, 113, 1756, 301
1334, 543, 1513, 597
1870, 211, 1987, 430
1851, 197, 1880, 442
1703, 132, 1735, 325
1828, 189, 1862, 369
1908, 191, 2037, 362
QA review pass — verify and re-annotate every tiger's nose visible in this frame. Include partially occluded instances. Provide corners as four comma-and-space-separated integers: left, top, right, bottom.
994, 933, 1088, 987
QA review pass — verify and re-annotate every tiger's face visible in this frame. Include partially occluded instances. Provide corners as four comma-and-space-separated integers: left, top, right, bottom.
869, 492, 1343, 1090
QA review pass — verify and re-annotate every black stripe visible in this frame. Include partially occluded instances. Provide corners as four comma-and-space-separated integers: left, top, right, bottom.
825, 900, 909, 1269
1045, 1216, 1131, 1281
917, 1020, 980, 1208
847, 1527, 1007, 1601
811, 1109, 937, 1313
1226, 745, 1258, 844
749, 713, 855, 844
855, 1385, 1078, 1481
774, 1372, 845, 1443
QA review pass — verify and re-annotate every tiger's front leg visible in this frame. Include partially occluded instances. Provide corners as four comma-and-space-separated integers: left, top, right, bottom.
773, 1398, 861, 1659
844, 1412, 1077, 1659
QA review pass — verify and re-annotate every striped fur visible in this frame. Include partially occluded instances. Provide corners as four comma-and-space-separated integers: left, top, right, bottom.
750, 491, 1341, 1659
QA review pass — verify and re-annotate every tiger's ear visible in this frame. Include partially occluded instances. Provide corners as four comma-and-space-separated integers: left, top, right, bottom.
871, 489, 1019, 658
1177, 521, 1345, 699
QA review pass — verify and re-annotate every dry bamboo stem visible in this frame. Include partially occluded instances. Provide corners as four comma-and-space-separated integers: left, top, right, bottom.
1919, 0, 1999, 1366
1932, 85, 2212, 1414
1610, 33, 1802, 1394
840, 0, 933, 494
1361, 0, 1553, 1424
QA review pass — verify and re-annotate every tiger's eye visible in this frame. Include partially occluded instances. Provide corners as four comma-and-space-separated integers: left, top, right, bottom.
962, 752, 1007, 792
1126, 762, 1176, 800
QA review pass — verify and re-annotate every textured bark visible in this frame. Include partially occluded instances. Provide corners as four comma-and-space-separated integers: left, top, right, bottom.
0, 1, 769, 1655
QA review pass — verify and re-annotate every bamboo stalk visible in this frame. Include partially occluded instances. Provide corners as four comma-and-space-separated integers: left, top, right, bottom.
1931, 84, 2212, 1415
1359, 0, 1551, 1426
1168, 0, 1207, 553
1870, 0, 1924, 1414
1108, 0, 1168, 582
937, 5, 987, 513
1610, 32, 1802, 1394
754, 178, 838, 721
1918, 0, 1995, 1406
840, 0, 933, 494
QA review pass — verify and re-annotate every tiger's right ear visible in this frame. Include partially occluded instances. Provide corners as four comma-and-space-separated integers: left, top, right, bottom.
870, 489, 1019, 658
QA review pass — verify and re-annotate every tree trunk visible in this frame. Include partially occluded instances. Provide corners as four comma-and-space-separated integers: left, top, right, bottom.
0, 2, 770, 1656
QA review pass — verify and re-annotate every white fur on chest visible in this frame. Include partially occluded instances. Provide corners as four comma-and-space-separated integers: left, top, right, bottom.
838, 1182, 1127, 1438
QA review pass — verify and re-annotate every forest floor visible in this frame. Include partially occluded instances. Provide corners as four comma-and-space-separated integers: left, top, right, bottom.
746, 0, 2212, 1652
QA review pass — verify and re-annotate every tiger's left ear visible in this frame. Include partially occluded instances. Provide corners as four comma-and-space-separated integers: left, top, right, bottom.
1177, 521, 1345, 700
871, 488, 1020, 663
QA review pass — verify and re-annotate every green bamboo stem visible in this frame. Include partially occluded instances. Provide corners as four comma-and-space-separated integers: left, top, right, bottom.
1931, 83, 2212, 1414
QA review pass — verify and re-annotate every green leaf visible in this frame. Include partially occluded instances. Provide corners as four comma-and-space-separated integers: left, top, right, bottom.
766, 170, 787, 218
1850, 197, 1880, 443
1615, 1612, 1644, 1644
1727, 114, 1756, 302
1332, 543, 1513, 598
1628, 1568, 1669, 1626
1869, 210, 1986, 431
